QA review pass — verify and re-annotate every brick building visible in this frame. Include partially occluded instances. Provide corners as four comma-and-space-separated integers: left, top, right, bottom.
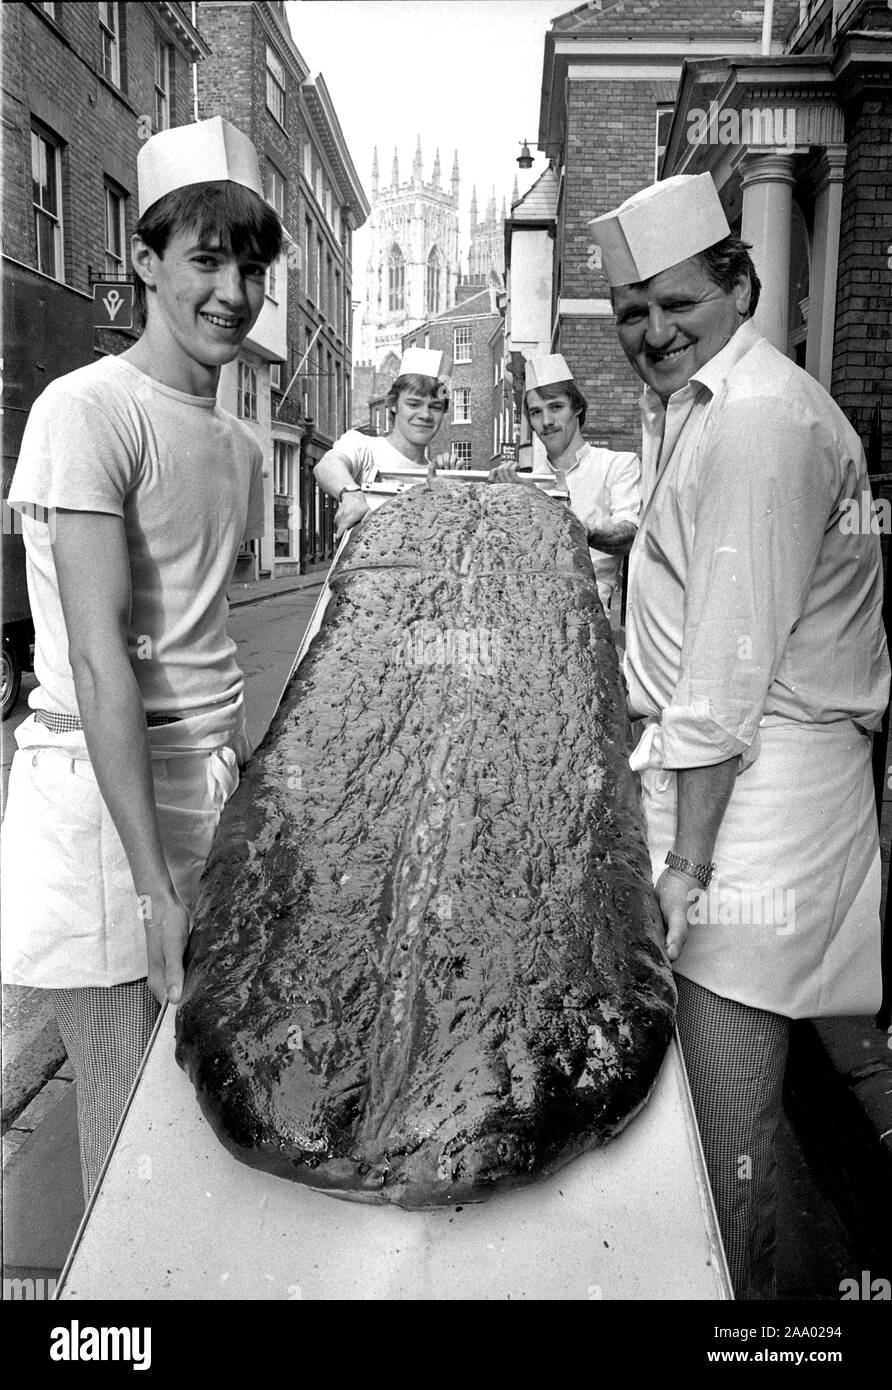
195, 0, 369, 576
511, 0, 802, 454
2, 1, 206, 495
514, 0, 890, 470
402, 284, 507, 469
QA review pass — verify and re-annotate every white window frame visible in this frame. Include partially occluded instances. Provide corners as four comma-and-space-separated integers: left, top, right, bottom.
104, 182, 125, 276
453, 440, 472, 466
304, 216, 313, 298
654, 106, 674, 180
273, 438, 293, 495
453, 387, 472, 424
270, 362, 283, 391
39, 2, 56, 19
265, 44, 286, 127
31, 127, 64, 281
154, 35, 171, 131
266, 164, 285, 219
238, 361, 258, 420
265, 165, 285, 302
453, 325, 472, 363
97, 2, 120, 87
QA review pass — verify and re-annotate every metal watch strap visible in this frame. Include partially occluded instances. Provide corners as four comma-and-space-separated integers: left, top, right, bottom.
665, 851, 715, 888
337, 483, 361, 504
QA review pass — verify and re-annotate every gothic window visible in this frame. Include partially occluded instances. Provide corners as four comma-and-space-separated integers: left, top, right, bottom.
388, 244, 405, 313
426, 247, 442, 316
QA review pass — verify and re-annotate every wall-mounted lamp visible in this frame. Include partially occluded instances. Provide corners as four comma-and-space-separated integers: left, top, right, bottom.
517, 140, 534, 170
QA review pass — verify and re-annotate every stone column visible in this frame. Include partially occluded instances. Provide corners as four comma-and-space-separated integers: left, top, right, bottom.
805, 146, 847, 390
739, 152, 797, 352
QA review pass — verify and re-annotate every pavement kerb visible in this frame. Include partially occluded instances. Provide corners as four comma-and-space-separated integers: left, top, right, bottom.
227, 567, 328, 609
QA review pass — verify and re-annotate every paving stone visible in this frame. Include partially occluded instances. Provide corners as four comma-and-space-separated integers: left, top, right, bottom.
2, 1129, 31, 1166
13, 1079, 72, 1132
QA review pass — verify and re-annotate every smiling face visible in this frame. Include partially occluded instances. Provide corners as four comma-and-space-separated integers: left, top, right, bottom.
613, 257, 751, 402
525, 388, 583, 462
131, 226, 269, 394
389, 385, 446, 459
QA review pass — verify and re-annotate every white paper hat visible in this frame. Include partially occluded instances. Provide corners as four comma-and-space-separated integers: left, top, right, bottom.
524, 353, 574, 392
588, 174, 730, 287
398, 347, 452, 380
138, 116, 265, 215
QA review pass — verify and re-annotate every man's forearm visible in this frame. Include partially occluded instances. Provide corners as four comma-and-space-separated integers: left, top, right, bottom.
672, 757, 739, 866
586, 520, 636, 554
314, 451, 357, 500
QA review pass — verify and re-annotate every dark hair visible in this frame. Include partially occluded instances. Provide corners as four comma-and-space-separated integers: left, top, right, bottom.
524, 379, 588, 430
385, 373, 449, 418
694, 234, 762, 317
132, 180, 284, 316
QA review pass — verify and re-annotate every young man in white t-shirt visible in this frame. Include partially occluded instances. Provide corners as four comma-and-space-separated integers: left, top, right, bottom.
489, 354, 641, 617
2, 118, 284, 1196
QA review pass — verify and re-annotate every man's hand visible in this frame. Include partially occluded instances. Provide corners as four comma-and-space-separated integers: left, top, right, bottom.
335, 489, 370, 539
142, 890, 191, 1005
585, 516, 637, 554
655, 866, 702, 963
431, 449, 457, 469
488, 461, 536, 486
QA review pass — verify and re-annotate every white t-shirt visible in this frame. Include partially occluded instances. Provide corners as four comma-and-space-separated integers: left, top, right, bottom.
8, 354, 264, 716
332, 428, 423, 485
546, 442, 641, 607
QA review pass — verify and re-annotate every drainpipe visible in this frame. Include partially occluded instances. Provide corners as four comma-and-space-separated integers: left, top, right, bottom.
191, 3, 199, 120
761, 0, 774, 55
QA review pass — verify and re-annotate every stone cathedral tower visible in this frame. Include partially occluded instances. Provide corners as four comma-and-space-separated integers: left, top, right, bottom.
468, 186, 506, 287
359, 138, 461, 367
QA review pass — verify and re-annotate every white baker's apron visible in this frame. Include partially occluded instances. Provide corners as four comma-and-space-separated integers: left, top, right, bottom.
630, 715, 882, 1018
0, 699, 248, 989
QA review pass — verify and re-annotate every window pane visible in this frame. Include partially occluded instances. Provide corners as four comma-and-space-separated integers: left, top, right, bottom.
31, 131, 57, 214
106, 189, 122, 258
35, 211, 56, 277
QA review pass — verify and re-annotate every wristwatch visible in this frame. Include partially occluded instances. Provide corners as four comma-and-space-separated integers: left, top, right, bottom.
337, 483, 361, 504
665, 851, 715, 888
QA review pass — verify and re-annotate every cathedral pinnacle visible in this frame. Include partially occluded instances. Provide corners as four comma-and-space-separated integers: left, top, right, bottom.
412, 134, 423, 186
371, 147, 379, 196
391, 147, 399, 189
432, 148, 441, 188
451, 150, 460, 198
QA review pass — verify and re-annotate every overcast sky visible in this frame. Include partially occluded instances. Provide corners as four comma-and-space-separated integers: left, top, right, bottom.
285, 0, 573, 293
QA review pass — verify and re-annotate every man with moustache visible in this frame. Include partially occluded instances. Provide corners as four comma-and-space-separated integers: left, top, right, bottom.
589, 173, 888, 1298
489, 354, 640, 618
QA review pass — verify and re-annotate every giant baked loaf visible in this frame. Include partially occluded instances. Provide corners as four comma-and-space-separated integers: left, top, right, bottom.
175, 480, 675, 1207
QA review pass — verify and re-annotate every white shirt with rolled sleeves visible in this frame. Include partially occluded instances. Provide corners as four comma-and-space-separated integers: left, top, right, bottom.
624, 318, 888, 767
623, 318, 890, 1017
545, 442, 640, 613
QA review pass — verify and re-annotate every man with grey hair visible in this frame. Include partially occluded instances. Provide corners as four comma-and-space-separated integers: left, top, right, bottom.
590, 173, 888, 1298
